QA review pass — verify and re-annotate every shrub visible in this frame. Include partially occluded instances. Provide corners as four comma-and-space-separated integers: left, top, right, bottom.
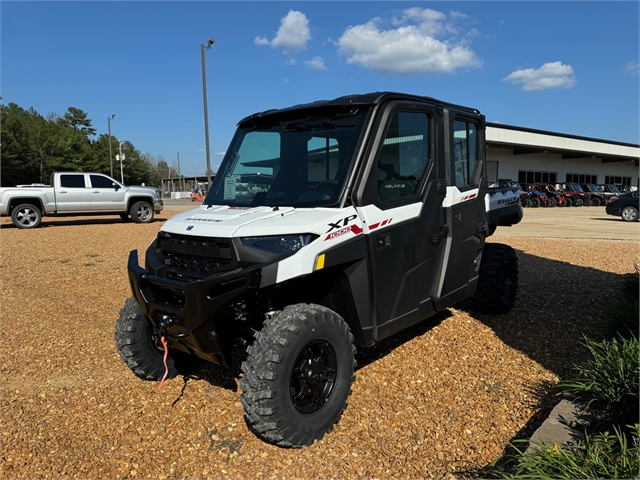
494, 424, 640, 479
560, 335, 639, 426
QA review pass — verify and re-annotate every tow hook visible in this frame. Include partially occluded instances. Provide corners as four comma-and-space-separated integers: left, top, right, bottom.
154, 314, 190, 338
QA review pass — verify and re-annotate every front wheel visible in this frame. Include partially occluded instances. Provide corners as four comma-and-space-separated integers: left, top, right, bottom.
530, 197, 540, 208
471, 243, 519, 315
240, 304, 356, 447
563, 197, 573, 207
11, 203, 42, 229
130, 201, 154, 223
621, 206, 639, 222
590, 197, 601, 207
115, 297, 178, 380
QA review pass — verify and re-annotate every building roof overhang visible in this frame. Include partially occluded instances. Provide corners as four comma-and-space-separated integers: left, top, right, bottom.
486, 123, 639, 165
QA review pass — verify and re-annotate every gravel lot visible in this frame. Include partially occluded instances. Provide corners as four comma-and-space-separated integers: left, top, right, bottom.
1, 207, 638, 479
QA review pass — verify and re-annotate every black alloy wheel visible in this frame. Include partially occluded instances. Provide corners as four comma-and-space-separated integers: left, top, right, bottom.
289, 339, 338, 414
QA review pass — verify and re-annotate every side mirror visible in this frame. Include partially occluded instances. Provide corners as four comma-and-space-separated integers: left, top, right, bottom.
112, 182, 119, 189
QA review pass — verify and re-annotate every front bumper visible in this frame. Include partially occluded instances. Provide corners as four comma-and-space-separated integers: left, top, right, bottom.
127, 249, 262, 367
605, 205, 621, 216
154, 198, 164, 213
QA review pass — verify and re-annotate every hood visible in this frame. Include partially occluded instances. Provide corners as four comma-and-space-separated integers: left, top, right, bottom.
161, 205, 361, 239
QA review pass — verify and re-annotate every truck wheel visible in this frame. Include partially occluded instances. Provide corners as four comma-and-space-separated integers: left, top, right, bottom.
130, 201, 154, 223
471, 243, 518, 315
115, 297, 178, 380
590, 197, 601, 207
11, 203, 42, 229
240, 304, 356, 447
563, 198, 572, 207
621, 206, 639, 222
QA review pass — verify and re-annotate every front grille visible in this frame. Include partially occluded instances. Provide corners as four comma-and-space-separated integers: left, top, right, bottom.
156, 232, 236, 280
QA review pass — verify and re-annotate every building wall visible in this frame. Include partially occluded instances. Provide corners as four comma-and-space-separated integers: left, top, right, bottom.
487, 147, 638, 185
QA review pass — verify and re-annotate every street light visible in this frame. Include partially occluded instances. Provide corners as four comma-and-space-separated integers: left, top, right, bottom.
108, 114, 116, 178
201, 37, 215, 188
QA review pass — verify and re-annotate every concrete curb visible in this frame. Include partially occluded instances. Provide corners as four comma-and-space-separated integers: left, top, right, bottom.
525, 394, 593, 454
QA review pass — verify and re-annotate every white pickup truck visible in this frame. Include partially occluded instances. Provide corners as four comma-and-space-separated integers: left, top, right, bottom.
0, 172, 163, 229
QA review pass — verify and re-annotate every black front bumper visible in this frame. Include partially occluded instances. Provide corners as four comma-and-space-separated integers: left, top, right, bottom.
127, 250, 262, 367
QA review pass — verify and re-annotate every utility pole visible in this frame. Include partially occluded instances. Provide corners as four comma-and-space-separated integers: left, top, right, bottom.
201, 38, 215, 188
108, 114, 116, 178
177, 152, 184, 193
117, 142, 125, 183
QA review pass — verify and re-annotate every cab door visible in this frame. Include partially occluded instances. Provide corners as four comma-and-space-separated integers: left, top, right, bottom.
56, 173, 90, 212
436, 113, 487, 309
355, 102, 448, 341
89, 174, 126, 211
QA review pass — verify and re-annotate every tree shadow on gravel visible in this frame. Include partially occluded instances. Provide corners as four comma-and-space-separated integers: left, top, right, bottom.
456, 249, 627, 476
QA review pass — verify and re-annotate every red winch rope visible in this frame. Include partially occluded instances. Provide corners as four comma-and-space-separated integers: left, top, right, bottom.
158, 336, 169, 390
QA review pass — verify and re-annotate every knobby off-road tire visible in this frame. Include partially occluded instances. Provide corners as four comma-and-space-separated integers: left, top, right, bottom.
130, 201, 154, 223
590, 197, 601, 207
529, 197, 540, 208
621, 206, 639, 222
563, 197, 573, 207
240, 304, 356, 448
471, 243, 518, 315
115, 297, 178, 380
11, 203, 42, 229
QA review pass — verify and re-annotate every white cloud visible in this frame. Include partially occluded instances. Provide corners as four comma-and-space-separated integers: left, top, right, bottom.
305, 56, 326, 70
624, 61, 639, 75
254, 10, 310, 55
502, 61, 577, 91
213, 152, 226, 157
337, 7, 481, 75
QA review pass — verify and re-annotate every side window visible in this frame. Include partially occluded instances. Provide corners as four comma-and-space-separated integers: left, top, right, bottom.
60, 174, 86, 188
378, 112, 429, 202
90, 175, 114, 188
453, 120, 479, 188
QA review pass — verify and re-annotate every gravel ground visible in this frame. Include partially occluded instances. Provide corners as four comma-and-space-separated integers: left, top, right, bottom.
1, 209, 638, 479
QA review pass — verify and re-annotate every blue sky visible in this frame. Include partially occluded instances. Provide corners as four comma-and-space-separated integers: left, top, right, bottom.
2, 1, 638, 178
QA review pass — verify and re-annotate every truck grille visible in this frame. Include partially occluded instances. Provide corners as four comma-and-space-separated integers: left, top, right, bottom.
156, 232, 236, 280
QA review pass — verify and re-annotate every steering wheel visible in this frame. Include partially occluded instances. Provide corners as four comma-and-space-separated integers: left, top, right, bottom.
314, 179, 338, 192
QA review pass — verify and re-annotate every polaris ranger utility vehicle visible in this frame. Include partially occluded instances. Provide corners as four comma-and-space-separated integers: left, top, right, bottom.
116, 92, 523, 447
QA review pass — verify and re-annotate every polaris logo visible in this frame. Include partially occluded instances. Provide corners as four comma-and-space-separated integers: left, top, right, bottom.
497, 197, 519, 205
184, 217, 222, 222
186, 225, 194, 231
385, 184, 405, 189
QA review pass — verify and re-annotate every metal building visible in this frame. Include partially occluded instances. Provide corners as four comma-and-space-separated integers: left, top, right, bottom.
486, 123, 639, 188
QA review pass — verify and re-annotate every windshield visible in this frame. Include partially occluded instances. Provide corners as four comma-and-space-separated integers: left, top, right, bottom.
584, 184, 599, 192
205, 108, 370, 208
569, 183, 584, 192
608, 185, 621, 193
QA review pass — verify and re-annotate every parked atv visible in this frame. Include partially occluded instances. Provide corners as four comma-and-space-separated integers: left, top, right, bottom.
580, 184, 606, 206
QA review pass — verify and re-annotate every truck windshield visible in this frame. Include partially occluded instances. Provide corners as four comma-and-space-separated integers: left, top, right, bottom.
204, 108, 369, 208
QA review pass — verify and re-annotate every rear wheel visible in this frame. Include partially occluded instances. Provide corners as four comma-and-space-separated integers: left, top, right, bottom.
130, 201, 154, 223
574, 198, 584, 207
621, 206, 639, 222
590, 197, 601, 207
240, 304, 356, 447
563, 197, 573, 207
11, 203, 42, 229
471, 243, 518, 315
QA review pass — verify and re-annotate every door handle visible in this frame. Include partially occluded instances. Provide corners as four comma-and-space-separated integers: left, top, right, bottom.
431, 225, 449, 246
376, 232, 391, 251
59, 190, 67, 194
92, 190, 99, 193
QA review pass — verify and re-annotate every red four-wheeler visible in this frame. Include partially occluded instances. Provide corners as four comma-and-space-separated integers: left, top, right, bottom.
115, 92, 523, 447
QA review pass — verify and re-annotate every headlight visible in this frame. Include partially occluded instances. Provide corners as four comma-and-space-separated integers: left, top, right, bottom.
241, 234, 318, 254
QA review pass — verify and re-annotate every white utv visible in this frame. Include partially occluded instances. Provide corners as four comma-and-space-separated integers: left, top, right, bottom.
116, 92, 523, 447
